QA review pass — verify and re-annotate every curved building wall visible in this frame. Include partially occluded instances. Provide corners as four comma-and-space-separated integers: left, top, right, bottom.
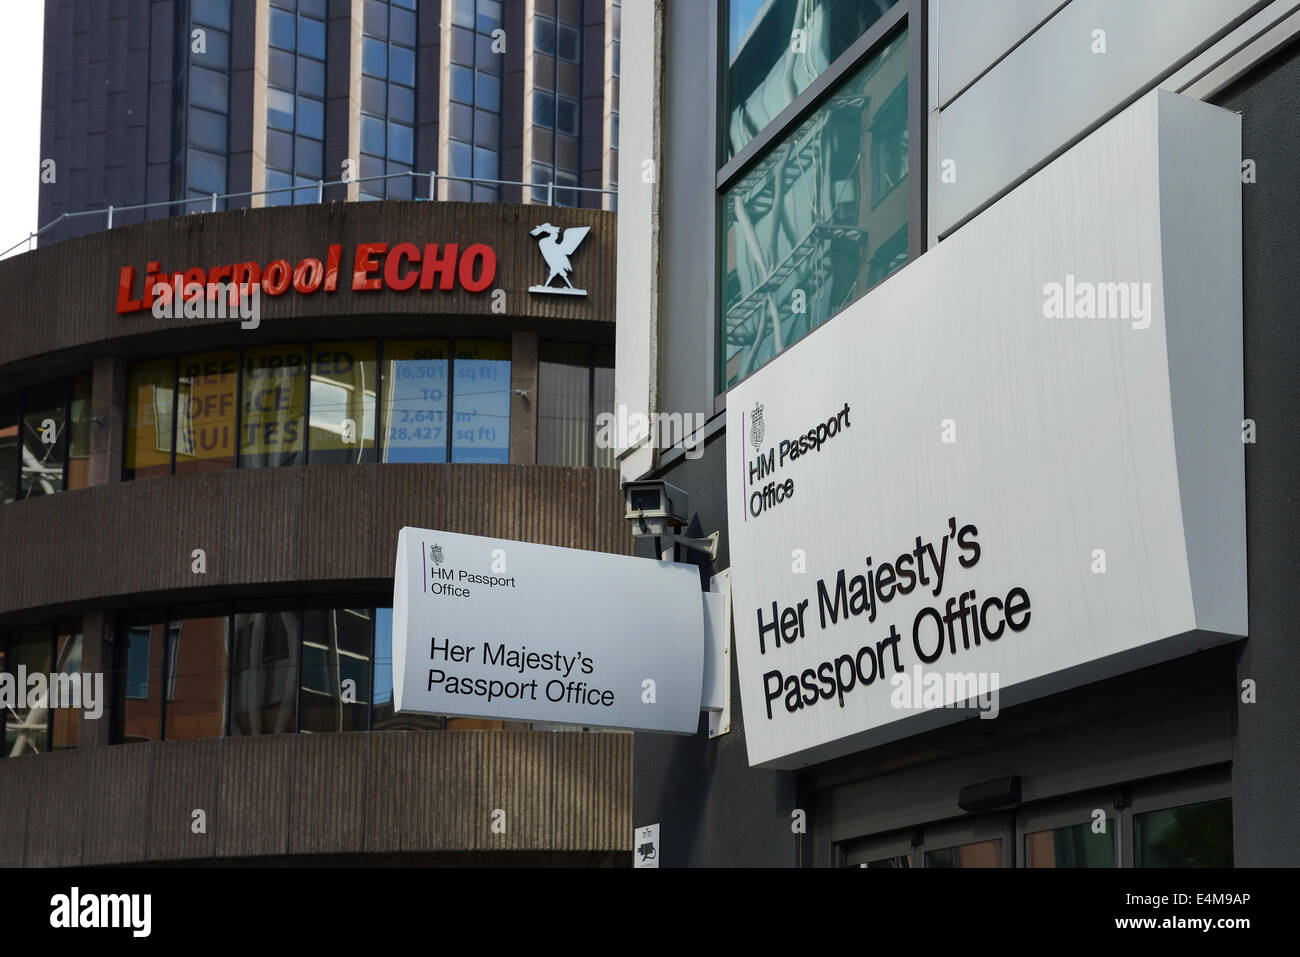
0, 200, 631, 864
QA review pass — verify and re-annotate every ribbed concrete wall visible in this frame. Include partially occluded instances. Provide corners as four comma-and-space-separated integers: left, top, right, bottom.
0, 463, 629, 619
0, 731, 632, 866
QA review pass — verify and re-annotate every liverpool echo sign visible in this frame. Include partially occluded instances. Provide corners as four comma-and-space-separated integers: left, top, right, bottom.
392, 528, 704, 732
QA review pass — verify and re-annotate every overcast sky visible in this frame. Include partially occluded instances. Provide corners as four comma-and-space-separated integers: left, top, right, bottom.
0, 1, 44, 261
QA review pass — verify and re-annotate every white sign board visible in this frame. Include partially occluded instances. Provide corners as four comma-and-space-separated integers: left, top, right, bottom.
393, 527, 704, 732
634, 823, 660, 868
725, 91, 1246, 768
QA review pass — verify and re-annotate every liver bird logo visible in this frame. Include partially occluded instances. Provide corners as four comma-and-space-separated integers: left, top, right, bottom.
528, 223, 590, 297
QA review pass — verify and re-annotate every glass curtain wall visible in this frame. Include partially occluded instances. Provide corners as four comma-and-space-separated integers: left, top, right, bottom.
174, 0, 234, 209
361, 0, 419, 199
267, 0, 328, 205
531, 0, 584, 205
446, 0, 504, 200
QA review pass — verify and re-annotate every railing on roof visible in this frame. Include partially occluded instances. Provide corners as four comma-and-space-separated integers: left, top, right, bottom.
1, 170, 618, 259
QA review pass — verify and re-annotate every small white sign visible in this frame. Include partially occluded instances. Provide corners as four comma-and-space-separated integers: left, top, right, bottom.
634, 824, 660, 868
392, 528, 705, 732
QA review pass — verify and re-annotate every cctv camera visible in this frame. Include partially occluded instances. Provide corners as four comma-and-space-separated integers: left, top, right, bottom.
622, 479, 689, 537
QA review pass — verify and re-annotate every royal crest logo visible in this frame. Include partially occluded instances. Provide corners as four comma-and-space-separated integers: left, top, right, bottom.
431, 544, 444, 566
750, 402, 765, 449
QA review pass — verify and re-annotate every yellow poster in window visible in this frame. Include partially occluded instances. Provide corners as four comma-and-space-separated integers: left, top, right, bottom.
177, 351, 239, 473
125, 359, 174, 478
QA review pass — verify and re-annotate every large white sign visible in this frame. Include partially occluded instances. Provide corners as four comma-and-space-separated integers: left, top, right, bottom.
393, 528, 704, 732
725, 91, 1247, 769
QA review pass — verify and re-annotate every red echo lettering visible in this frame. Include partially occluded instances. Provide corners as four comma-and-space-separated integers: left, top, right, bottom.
384, 242, 422, 292
353, 243, 387, 291
116, 239, 504, 313
420, 243, 459, 291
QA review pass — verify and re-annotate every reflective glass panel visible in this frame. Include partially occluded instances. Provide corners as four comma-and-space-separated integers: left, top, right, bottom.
189, 65, 229, 114
164, 614, 230, 740
126, 359, 175, 478
721, 30, 908, 389
1025, 820, 1116, 868
20, 381, 66, 498
593, 347, 615, 468
382, 340, 449, 463
51, 623, 83, 749
298, 55, 326, 97
67, 374, 93, 491
4, 627, 52, 756
537, 342, 590, 467
924, 839, 1002, 868
300, 607, 372, 733
298, 16, 326, 59
120, 621, 165, 743
451, 340, 510, 463
371, 607, 443, 730
309, 341, 377, 465
725, 0, 899, 157
241, 345, 308, 467
1134, 799, 1233, 867
230, 609, 299, 735
176, 350, 239, 474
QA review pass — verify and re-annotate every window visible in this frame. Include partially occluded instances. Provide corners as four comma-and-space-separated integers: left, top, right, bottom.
444, 0, 502, 201
0, 621, 85, 756
1134, 798, 1233, 868
1024, 819, 1116, 868
531, 0, 584, 206
1, 374, 94, 499
372, 607, 444, 730
724, 0, 900, 159
382, 340, 449, 463
837, 777, 1230, 867
361, 0, 420, 200
162, 613, 229, 740
537, 343, 615, 467
20, 383, 66, 498
126, 359, 176, 479
265, 0, 328, 205
121, 339, 522, 479
451, 340, 511, 463
176, 351, 239, 474
51, 625, 83, 750
174, 0, 233, 210
229, 608, 299, 736
299, 607, 372, 733
2, 628, 55, 756
240, 345, 308, 468
125, 628, 152, 699
720, 29, 908, 389
308, 342, 377, 465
